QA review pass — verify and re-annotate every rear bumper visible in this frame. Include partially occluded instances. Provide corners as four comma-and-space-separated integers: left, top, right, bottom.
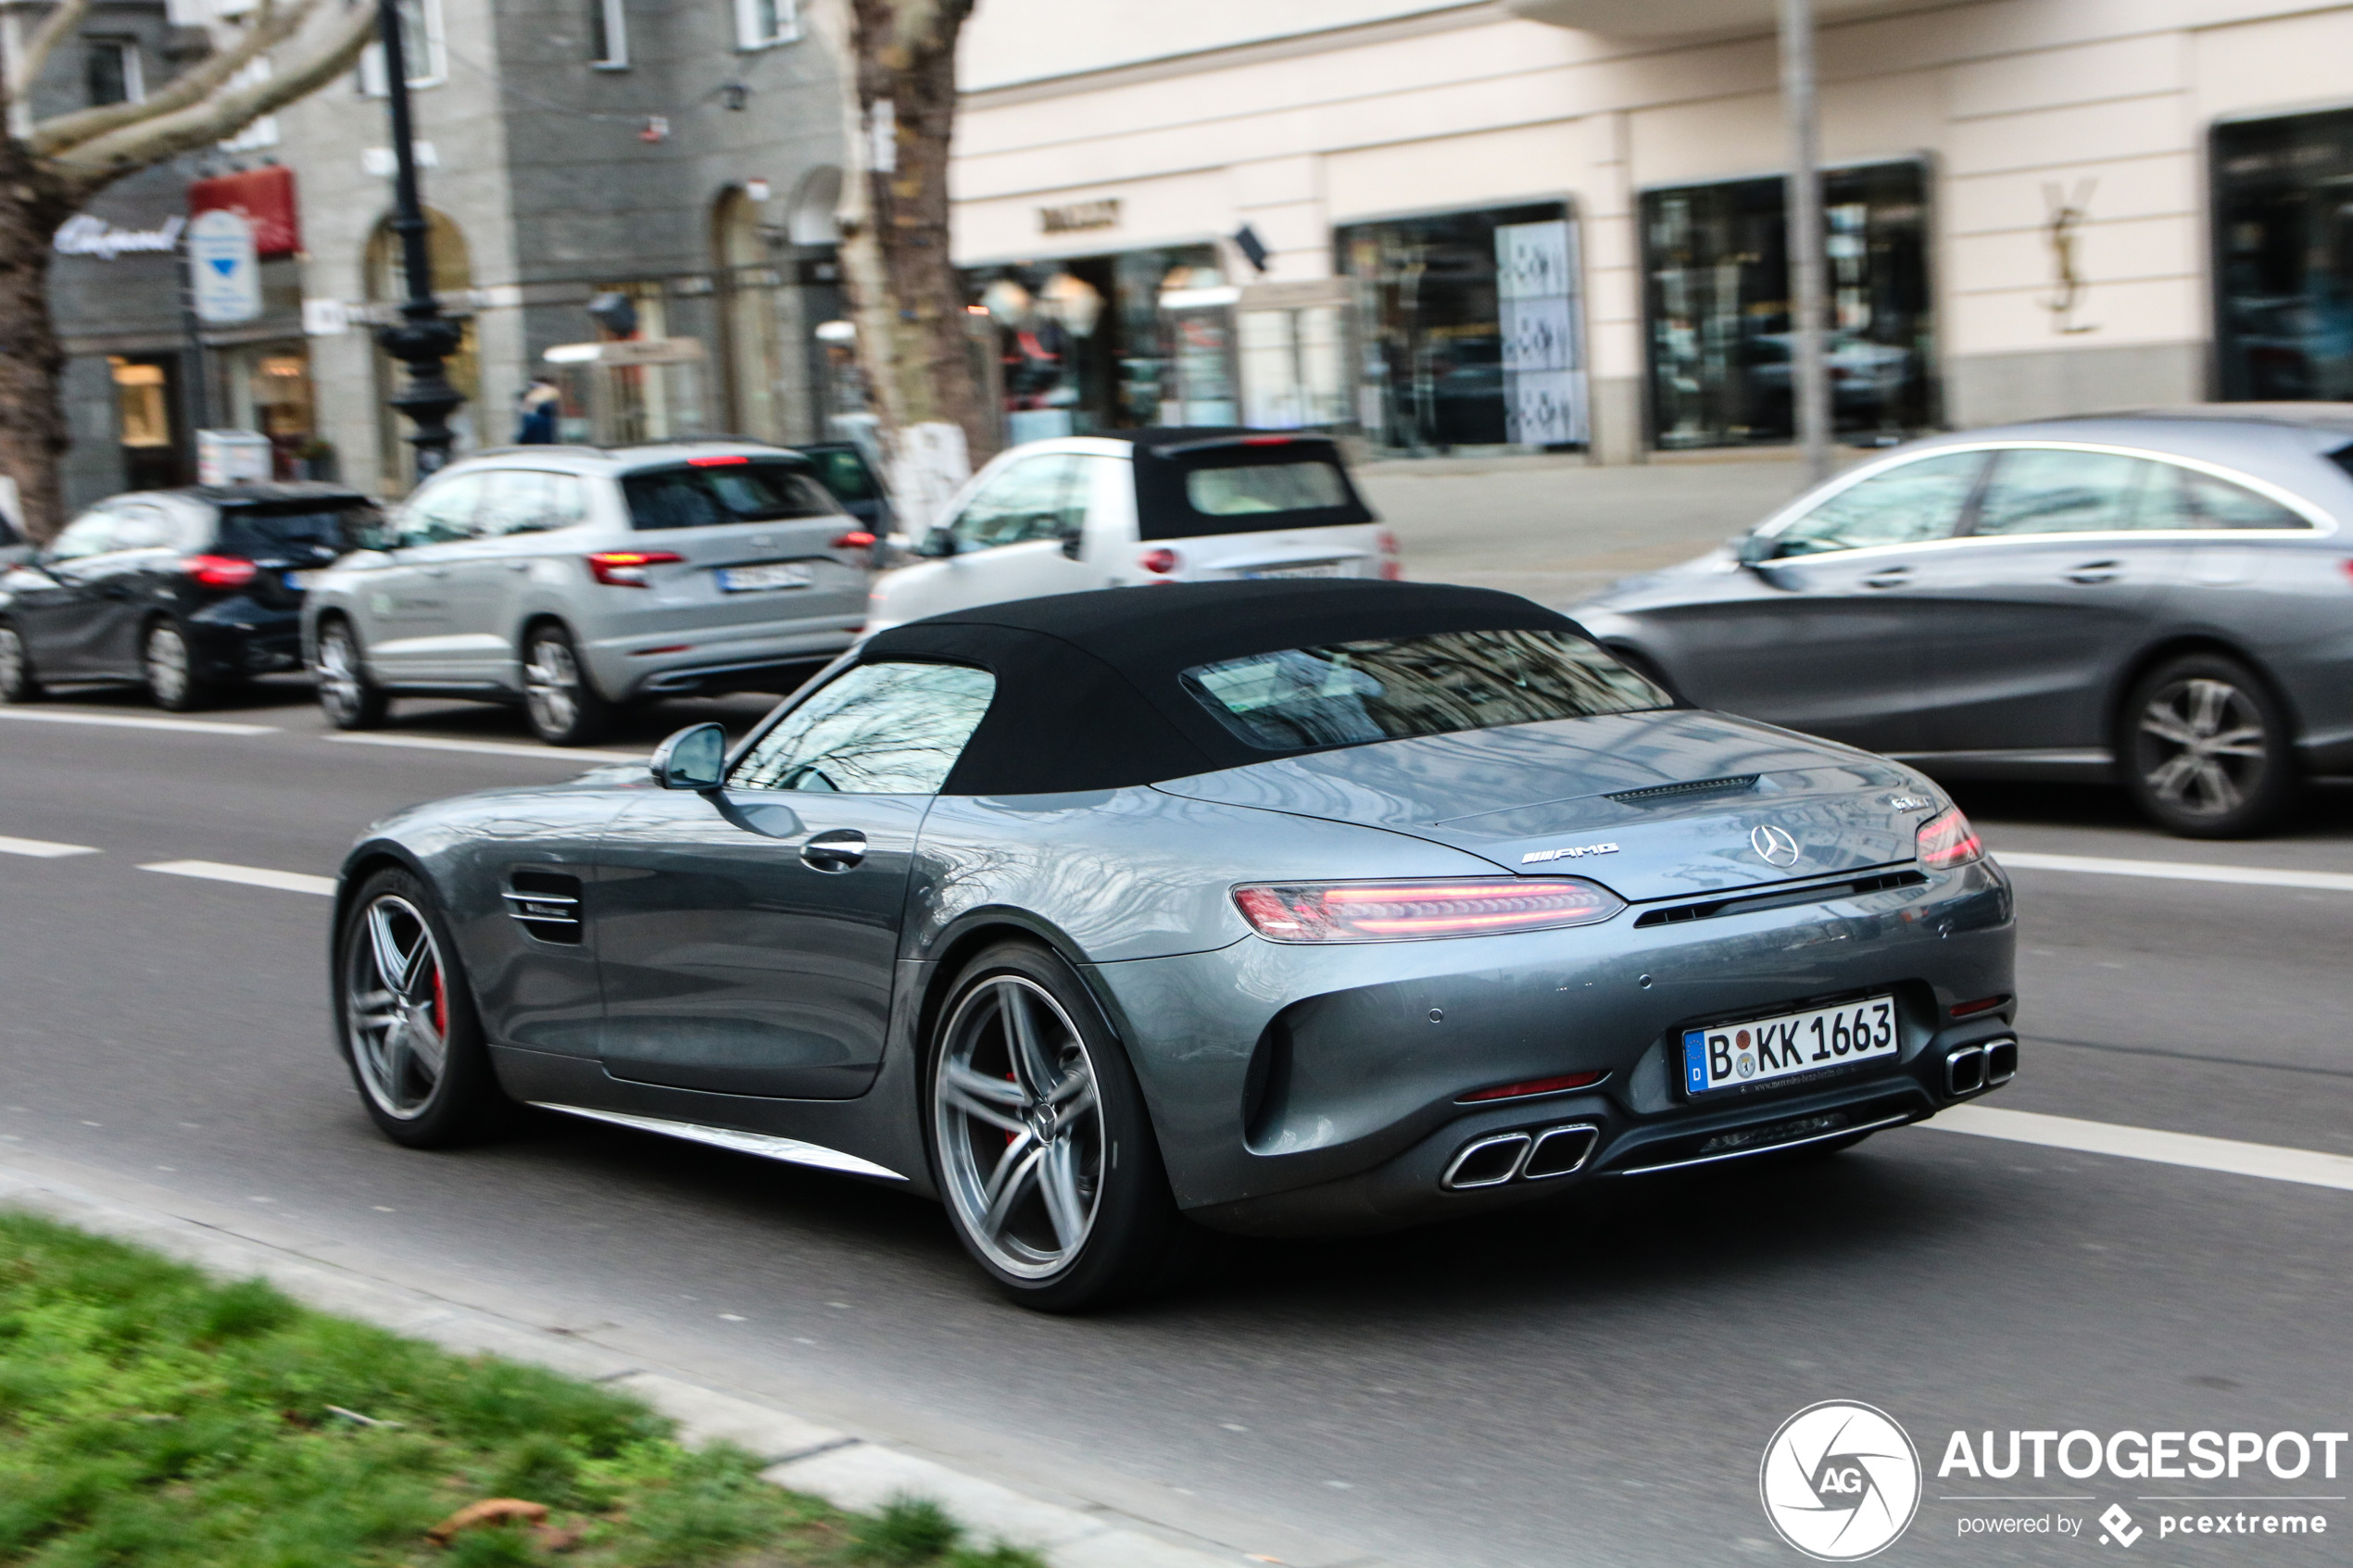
187, 601, 305, 676
584, 620, 862, 700
1089, 859, 2016, 1236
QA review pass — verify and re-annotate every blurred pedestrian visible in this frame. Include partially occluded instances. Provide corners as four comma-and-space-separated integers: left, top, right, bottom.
514, 379, 560, 445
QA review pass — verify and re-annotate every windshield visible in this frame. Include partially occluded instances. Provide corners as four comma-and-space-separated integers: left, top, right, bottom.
623, 460, 840, 530
216, 503, 380, 557
1180, 629, 1668, 753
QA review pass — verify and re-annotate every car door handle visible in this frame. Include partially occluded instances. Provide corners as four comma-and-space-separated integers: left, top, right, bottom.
2067, 561, 2122, 584
422, 567, 452, 579
799, 830, 866, 872
504, 560, 531, 572
1861, 566, 1912, 589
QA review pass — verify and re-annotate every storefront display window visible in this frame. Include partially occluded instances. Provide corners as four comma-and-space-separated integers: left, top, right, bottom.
109, 355, 182, 491
1642, 162, 1931, 449
967, 245, 1221, 443
2213, 108, 2353, 401
224, 345, 321, 479
1337, 203, 1584, 456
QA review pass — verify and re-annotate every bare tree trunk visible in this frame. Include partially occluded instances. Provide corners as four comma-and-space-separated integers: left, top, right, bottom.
841, 0, 991, 533
0, 134, 73, 542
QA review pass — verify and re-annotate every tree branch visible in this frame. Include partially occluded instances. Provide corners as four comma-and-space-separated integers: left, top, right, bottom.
50, 0, 376, 193
13, 0, 97, 104
31, 0, 312, 158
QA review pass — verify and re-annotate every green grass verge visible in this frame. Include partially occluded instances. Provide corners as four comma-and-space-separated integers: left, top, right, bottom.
0, 1210, 1043, 1568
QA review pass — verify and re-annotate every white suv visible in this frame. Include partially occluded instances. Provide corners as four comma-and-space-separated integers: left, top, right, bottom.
301, 442, 872, 745
864, 430, 1397, 633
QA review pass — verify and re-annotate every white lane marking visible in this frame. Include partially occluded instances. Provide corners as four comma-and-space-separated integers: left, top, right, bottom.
1931, 1105, 2353, 1193
0, 834, 99, 858
1994, 849, 2353, 894
139, 859, 336, 897
324, 734, 646, 763
0, 709, 277, 736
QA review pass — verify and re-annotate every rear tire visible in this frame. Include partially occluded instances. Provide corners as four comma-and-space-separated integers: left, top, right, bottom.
2121, 653, 2297, 839
926, 941, 1207, 1312
315, 617, 389, 730
334, 867, 510, 1148
142, 620, 211, 711
522, 623, 613, 746
0, 623, 42, 703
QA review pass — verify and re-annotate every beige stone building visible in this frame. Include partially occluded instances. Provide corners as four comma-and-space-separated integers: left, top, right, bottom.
950, 0, 2353, 463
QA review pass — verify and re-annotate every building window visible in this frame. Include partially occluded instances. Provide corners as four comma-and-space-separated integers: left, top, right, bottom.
2213, 108, 2353, 401
965, 246, 1223, 443
1337, 203, 1584, 455
588, 0, 626, 68
85, 38, 143, 107
1641, 161, 1931, 450
359, 0, 445, 94
735, 0, 799, 50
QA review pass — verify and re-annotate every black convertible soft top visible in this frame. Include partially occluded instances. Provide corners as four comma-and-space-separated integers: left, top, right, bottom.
859, 579, 1578, 796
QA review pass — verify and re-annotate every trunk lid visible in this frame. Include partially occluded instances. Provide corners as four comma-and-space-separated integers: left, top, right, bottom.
1151, 709, 1927, 902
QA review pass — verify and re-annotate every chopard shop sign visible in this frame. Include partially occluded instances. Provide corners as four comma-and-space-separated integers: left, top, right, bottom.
54, 214, 185, 258
1039, 198, 1119, 235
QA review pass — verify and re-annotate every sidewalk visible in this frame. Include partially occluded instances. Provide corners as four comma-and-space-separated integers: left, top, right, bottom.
1355, 456, 1819, 609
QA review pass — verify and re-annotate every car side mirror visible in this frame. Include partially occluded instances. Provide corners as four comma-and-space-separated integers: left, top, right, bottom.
650, 722, 727, 790
1059, 530, 1083, 560
916, 526, 959, 558
1735, 531, 1776, 567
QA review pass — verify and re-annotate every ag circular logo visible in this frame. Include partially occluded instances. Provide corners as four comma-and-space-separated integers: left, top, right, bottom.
1759, 1400, 1921, 1561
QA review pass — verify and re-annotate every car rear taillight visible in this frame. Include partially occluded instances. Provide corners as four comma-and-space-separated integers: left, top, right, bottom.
832, 530, 876, 549
1458, 1070, 1608, 1104
687, 454, 749, 467
181, 554, 257, 588
1231, 877, 1624, 943
1917, 806, 1983, 869
1139, 547, 1179, 575
586, 549, 684, 587
1240, 434, 1293, 446
1378, 528, 1403, 582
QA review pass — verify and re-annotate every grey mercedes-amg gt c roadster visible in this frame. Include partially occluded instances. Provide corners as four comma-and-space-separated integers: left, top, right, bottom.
332, 580, 2017, 1310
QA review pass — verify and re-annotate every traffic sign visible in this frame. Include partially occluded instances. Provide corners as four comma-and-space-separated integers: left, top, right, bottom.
187, 207, 260, 324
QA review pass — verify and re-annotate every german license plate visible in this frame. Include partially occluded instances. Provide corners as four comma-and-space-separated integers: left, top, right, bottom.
1242, 562, 1343, 579
718, 561, 813, 593
1681, 996, 1897, 1097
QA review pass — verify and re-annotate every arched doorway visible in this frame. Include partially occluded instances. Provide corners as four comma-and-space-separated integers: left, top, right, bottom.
713, 186, 784, 442
365, 208, 480, 487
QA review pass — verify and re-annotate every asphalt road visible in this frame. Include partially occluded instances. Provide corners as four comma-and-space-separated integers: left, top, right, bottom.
4, 676, 2351, 1568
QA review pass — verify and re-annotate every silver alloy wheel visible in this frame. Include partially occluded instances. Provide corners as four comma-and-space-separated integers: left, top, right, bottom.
344, 893, 450, 1120
2138, 676, 2267, 820
317, 623, 365, 721
0, 626, 24, 696
934, 975, 1105, 1280
524, 634, 581, 737
144, 622, 190, 705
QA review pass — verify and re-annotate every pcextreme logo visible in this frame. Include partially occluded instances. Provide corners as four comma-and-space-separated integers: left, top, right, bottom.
1760, 1401, 1923, 1561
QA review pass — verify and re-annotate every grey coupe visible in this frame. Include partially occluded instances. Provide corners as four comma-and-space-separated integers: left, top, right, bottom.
1574, 407, 2353, 838
332, 581, 2017, 1311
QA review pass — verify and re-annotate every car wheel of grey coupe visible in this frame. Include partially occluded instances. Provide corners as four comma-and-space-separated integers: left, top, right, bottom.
2124, 653, 2296, 839
316, 618, 389, 730
523, 623, 613, 746
0, 623, 42, 703
337, 868, 510, 1147
143, 620, 209, 711
929, 942, 1196, 1311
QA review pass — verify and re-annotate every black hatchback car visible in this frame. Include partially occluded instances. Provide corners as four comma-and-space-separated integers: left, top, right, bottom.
0, 483, 383, 710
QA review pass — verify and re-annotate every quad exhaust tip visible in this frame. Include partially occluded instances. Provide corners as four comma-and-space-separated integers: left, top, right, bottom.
1441, 1123, 1599, 1191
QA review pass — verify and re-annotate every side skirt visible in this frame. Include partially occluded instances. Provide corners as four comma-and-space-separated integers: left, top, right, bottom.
530, 1101, 907, 1182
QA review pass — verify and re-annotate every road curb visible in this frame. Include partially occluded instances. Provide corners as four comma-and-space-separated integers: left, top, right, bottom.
0, 1158, 1311, 1568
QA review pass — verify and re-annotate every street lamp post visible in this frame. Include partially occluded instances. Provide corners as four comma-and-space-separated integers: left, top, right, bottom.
373, 0, 464, 480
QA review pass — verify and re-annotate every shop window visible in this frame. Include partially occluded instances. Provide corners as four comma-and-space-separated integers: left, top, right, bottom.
85, 39, 142, 107
109, 356, 182, 491
588, 0, 627, 68
2213, 108, 2353, 401
1641, 161, 1931, 450
1336, 203, 1584, 455
735, 0, 799, 50
966, 246, 1221, 443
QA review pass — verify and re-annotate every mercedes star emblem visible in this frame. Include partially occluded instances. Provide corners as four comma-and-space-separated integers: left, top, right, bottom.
1751, 823, 1802, 867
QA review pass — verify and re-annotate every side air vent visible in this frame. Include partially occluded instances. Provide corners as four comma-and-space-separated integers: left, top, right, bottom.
1604, 774, 1760, 807
1632, 870, 1927, 928
504, 869, 583, 944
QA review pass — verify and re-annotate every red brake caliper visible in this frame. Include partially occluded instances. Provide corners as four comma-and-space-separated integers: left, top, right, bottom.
432, 968, 447, 1036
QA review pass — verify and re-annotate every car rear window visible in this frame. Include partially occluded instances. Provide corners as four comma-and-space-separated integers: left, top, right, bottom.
1134, 439, 1375, 541
215, 502, 381, 557
1180, 629, 1668, 753
623, 460, 841, 531
804, 446, 879, 504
